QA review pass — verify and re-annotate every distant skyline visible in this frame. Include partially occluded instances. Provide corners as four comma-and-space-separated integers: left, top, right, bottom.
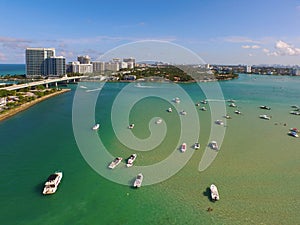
0, 0, 300, 65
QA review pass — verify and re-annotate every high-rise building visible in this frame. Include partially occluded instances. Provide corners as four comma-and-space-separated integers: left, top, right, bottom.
46, 56, 66, 77
123, 57, 136, 69
77, 55, 91, 64
92, 61, 105, 73
70, 61, 93, 74
26, 48, 55, 77
25, 48, 66, 77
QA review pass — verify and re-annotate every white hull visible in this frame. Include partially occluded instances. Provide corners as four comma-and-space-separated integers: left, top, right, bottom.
126, 154, 137, 167
210, 184, 219, 201
108, 157, 122, 169
133, 173, 143, 188
43, 171, 63, 195
92, 124, 100, 130
181, 143, 187, 152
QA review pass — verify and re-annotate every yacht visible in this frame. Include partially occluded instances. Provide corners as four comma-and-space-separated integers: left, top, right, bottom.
92, 124, 100, 130
260, 105, 271, 110
259, 114, 271, 120
167, 107, 172, 113
234, 110, 241, 114
288, 131, 299, 138
210, 141, 219, 150
128, 124, 135, 129
155, 119, 163, 124
210, 184, 220, 201
215, 120, 224, 125
42, 171, 63, 195
133, 173, 143, 188
108, 157, 123, 169
173, 97, 180, 103
290, 111, 300, 115
126, 154, 137, 167
200, 107, 207, 111
201, 99, 208, 104
194, 142, 200, 150
181, 143, 187, 152
229, 103, 237, 107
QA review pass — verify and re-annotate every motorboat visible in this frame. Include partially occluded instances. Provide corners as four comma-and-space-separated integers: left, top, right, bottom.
126, 154, 137, 167
180, 110, 187, 115
128, 124, 135, 129
210, 184, 220, 201
194, 142, 200, 150
224, 115, 231, 119
259, 114, 271, 120
108, 157, 123, 169
133, 173, 143, 188
200, 107, 207, 111
181, 143, 187, 152
155, 118, 163, 124
210, 141, 219, 150
234, 110, 241, 114
260, 105, 271, 110
92, 124, 100, 130
229, 103, 237, 107
195, 103, 200, 106
167, 107, 172, 113
290, 111, 300, 115
42, 171, 63, 195
201, 99, 208, 104
215, 120, 224, 125
290, 128, 299, 133
288, 131, 299, 138
173, 97, 180, 103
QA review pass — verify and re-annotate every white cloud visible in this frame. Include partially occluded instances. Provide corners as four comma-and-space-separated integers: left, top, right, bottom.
242, 45, 260, 49
275, 40, 300, 55
263, 48, 270, 53
223, 36, 260, 44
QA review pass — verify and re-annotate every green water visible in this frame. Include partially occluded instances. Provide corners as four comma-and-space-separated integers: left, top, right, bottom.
0, 74, 299, 225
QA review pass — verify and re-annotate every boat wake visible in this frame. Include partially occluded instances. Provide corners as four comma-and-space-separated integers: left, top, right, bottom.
86, 88, 102, 92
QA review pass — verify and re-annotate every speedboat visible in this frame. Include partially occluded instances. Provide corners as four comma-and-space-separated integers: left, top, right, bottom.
201, 99, 207, 104
173, 97, 180, 103
200, 107, 207, 111
215, 120, 224, 125
290, 111, 300, 115
128, 124, 135, 129
195, 103, 200, 106
108, 157, 123, 169
126, 154, 137, 167
92, 124, 100, 130
180, 110, 187, 115
155, 119, 162, 124
181, 143, 187, 152
224, 115, 231, 119
210, 141, 219, 150
260, 105, 271, 110
234, 110, 241, 114
133, 173, 143, 188
210, 184, 220, 201
42, 171, 63, 195
290, 128, 299, 133
194, 142, 200, 150
288, 131, 299, 138
167, 107, 172, 113
229, 103, 237, 107
259, 114, 271, 120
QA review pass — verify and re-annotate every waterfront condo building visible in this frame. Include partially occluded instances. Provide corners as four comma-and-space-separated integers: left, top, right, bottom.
26, 48, 66, 78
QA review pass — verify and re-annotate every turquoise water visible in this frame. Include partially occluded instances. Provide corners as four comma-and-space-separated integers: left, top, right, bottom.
0, 74, 299, 224
0, 64, 25, 76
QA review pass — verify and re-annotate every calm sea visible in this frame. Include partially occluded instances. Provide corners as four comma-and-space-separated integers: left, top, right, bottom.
0, 64, 25, 76
0, 74, 299, 225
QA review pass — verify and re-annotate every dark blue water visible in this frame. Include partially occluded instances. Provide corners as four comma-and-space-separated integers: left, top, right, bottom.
0, 64, 25, 76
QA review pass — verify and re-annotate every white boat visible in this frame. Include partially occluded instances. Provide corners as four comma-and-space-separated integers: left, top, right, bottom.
173, 97, 180, 103
210, 141, 219, 150
92, 124, 100, 130
180, 110, 187, 115
181, 143, 187, 152
201, 99, 207, 104
128, 124, 135, 129
126, 154, 137, 167
155, 118, 162, 124
290, 111, 300, 115
288, 131, 299, 138
200, 107, 207, 111
229, 103, 237, 107
260, 105, 271, 110
259, 114, 271, 120
42, 171, 63, 195
194, 142, 200, 150
167, 107, 172, 113
234, 110, 241, 114
224, 115, 231, 119
215, 120, 224, 125
210, 184, 220, 201
133, 173, 143, 188
195, 103, 200, 106
108, 157, 123, 169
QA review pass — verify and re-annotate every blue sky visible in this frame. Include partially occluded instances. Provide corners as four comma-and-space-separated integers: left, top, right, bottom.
0, 0, 300, 65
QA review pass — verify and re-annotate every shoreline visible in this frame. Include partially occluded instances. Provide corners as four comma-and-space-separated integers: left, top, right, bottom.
0, 89, 71, 123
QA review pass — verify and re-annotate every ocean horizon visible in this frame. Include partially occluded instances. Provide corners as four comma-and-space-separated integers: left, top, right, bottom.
0, 64, 26, 76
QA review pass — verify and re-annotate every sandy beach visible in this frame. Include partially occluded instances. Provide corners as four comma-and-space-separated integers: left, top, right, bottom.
0, 89, 70, 122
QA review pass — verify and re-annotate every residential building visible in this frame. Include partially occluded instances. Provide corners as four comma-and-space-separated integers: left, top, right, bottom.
77, 55, 91, 64
46, 56, 66, 77
71, 61, 93, 74
92, 61, 105, 73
